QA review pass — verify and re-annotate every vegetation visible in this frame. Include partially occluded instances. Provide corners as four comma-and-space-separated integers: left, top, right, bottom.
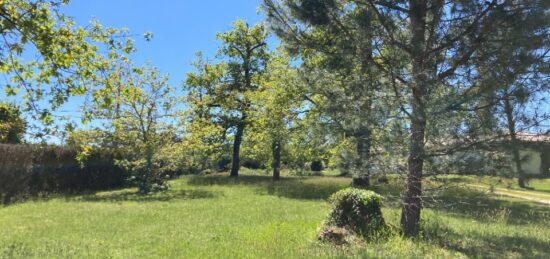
264, 0, 550, 235
1, 173, 549, 258
185, 20, 270, 178
320, 188, 387, 241
0, 103, 25, 144
85, 62, 176, 194
0, 0, 140, 138
0, 144, 123, 204
0, 0, 549, 257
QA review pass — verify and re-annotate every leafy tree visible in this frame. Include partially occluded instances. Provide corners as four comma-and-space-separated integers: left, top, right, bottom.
0, 102, 25, 143
185, 20, 269, 177
181, 54, 231, 173
249, 51, 306, 180
0, 0, 140, 135
87, 62, 176, 194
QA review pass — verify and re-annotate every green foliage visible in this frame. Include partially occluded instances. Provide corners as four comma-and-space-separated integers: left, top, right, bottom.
0, 102, 25, 144
86, 62, 177, 194
320, 188, 387, 240
0, 143, 123, 204
332, 138, 356, 176
0, 0, 138, 129
245, 50, 311, 175
184, 20, 270, 176
264, 0, 550, 235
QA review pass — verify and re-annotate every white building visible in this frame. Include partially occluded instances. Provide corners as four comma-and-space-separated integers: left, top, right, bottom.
515, 133, 550, 176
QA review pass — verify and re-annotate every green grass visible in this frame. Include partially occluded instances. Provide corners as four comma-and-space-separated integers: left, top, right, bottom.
1, 173, 549, 258
437, 174, 550, 196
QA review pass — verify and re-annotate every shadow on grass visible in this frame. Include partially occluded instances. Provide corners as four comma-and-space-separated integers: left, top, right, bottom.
436, 176, 550, 194
187, 174, 549, 223
424, 187, 550, 225
188, 174, 350, 200
423, 221, 550, 258
258, 180, 348, 200
68, 189, 219, 203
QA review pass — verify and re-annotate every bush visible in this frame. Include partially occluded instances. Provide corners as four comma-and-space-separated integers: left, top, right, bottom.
0, 144, 124, 204
319, 188, 387, 242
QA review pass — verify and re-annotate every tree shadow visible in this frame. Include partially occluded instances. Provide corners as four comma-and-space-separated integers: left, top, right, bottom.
423, 221, 550, 258
365, 177, 550, 226
67, 189, 219, 203
257, 180, 348, 200
435, 176, 550, 194
188, 174, 350, 200
188, 174, 279, 186
423, 187, 550, 225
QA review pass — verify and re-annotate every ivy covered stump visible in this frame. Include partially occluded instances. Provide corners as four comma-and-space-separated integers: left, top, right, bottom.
319, 188, 387, 242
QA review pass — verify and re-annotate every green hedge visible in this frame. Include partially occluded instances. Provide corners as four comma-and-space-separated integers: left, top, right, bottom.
0, 144, 124, 204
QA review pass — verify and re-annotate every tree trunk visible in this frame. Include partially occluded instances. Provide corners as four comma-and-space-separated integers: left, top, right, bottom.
503, 93, 526, 188
230, 123, 245, 177
272, 139, 281, 181
139, 144, 154, 194
401, 110, 426, 236
352, 128, 372, 187
401, 0, 428, 236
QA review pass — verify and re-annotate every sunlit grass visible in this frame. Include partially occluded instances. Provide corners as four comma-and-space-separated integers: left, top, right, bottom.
1, 172, 549, 258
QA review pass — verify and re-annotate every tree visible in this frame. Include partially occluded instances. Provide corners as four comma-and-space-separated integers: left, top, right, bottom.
0, 102, 25, 143
263, 0, 403, 186
250, 51, 306, 180
263, 0, 550, 236
0, 0, 140, 135
88, 62, 176, 194
185, 20, 269, 177
472, 8, 550, 187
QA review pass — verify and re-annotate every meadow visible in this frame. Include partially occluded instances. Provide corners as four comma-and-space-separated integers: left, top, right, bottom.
1, 171, 549, 259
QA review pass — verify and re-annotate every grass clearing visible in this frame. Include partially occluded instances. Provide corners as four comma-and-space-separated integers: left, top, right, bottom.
1, 173, 549, 258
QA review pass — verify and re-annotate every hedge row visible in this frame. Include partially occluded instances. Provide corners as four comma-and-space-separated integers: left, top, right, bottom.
0, 144, 124, 204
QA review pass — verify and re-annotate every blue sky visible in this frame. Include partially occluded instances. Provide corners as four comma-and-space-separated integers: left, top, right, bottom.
64, 0, 267, 82
46, 0, 270, 139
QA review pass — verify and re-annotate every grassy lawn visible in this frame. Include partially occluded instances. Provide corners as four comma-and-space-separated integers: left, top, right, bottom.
1, 173, 550, 258
437, 174, 550, 191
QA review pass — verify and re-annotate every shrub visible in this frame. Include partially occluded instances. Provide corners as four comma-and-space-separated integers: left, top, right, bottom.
0, 144, 124, 204
319, 188, 387, 242
116, 158, 169, 194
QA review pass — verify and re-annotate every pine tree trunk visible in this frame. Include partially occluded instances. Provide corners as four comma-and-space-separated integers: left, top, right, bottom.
503, 93, 526, 188
401, 0, 427, 236
400, 111, 426, 236
230, 123, 245, 177
272, 139, 281, 181
352, 128, 371, 187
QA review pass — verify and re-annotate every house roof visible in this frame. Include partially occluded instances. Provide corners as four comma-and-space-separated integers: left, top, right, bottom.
516, 132, 550, 143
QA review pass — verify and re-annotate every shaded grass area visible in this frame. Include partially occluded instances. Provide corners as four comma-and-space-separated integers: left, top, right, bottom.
439, 174, 550, 194
1, 173, 549, 258
188, 174, 349, 200
74, 189, 219, 203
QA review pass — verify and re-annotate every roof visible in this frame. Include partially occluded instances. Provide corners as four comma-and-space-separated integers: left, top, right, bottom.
515, 132, 550, 143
